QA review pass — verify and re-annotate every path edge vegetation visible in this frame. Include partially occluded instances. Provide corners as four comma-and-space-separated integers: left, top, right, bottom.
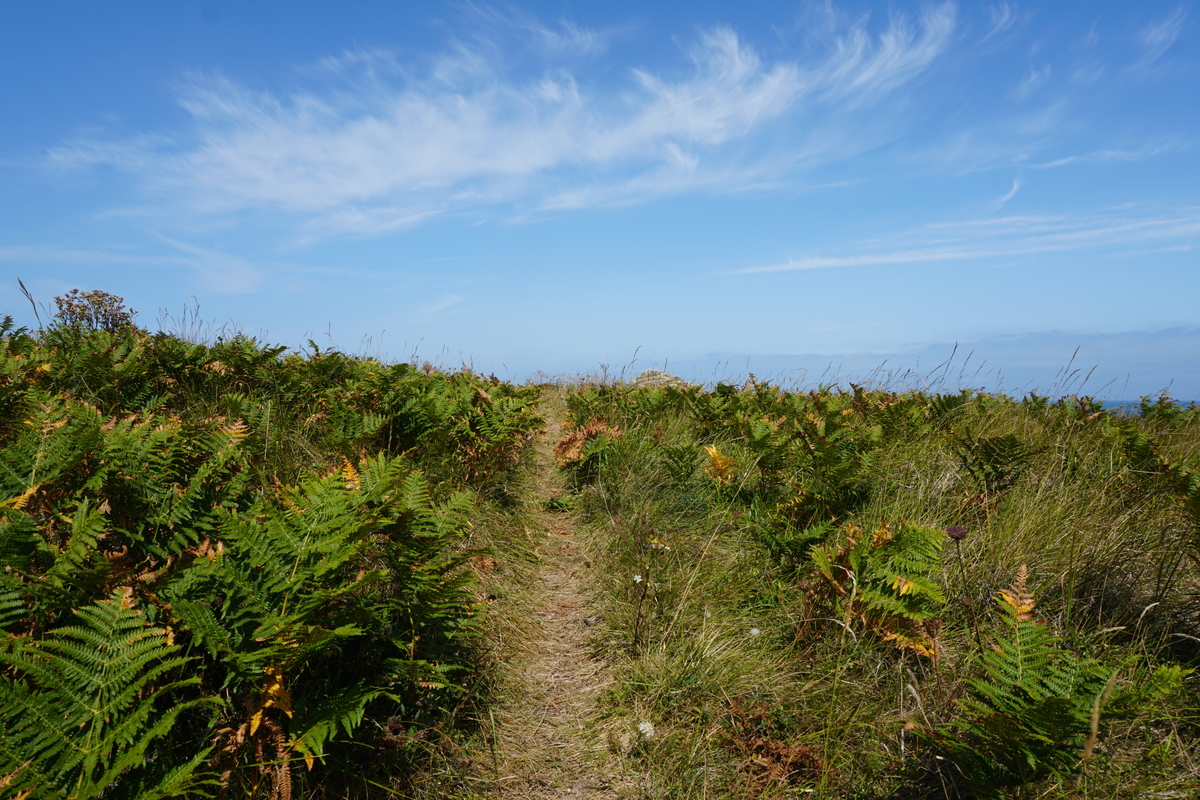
0, 292, 545, 799
553, 377, 1199, 799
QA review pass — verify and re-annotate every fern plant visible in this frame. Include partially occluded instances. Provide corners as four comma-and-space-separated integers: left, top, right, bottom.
0, 590, 220, 799
0, 393, 252, 635
953, 433, 1040, 498
806, 521, 946, 658
659, 443, 699, 488
160, 454, 482, 797
939, 566, 1107, 795
1111, 415, 1200, 543
0, 319, 540, 799
915, 566, 1187, 798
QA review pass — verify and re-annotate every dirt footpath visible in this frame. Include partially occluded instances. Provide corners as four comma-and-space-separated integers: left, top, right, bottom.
486, 391, 636, 799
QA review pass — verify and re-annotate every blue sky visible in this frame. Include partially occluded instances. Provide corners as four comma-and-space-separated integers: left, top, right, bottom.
1, 1, 1197, 398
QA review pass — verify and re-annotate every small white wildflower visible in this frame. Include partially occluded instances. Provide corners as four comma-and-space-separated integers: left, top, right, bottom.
704, 610, 712, 619
633, 574, 643, 584
749, 627, 761, 637
638, 721, 656, 738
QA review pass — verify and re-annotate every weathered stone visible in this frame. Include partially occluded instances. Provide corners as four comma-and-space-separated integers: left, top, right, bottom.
630, 369, 690, 389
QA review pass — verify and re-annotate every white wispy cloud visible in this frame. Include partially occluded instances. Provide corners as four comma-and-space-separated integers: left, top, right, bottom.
981, 3, 1020, 42
460, 3, 613, 56
422, 293, 463, 314
47, 4, 957, 238
902, 90, 1189, 177
736, 205, 1200, 274
997, 177, 1021, 204
300, 208, 444, 242
150, 234, 263, 294
0, 244, 183, 266
1011, 65, 1050, 99
1138, 6, 1187, 65
0, 239, 262, 296
1029, 141, 1184, 169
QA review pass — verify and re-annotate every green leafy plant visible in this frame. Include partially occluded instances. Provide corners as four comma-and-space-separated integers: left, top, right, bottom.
0, 311, 542, 798
927, 565, 1106, 795
0, 590, 220, 799
161, 455, 483, 797
953, 433, 1040, 498
917, 565, 1188, 798
1111, 415, 1200, 544
806, 520, 946, 658
659, 443, 699, 488
554, 417, 623, 485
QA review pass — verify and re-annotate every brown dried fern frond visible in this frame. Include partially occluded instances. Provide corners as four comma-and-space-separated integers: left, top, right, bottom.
265, 716, 292, 800
553, 418, 621, 465
221, 419, 249, 440
997, 563, 1037, 621
0, 760, 32, 794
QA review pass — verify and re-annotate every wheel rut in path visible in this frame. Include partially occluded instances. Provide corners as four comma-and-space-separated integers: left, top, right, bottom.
486, 391, 634, 800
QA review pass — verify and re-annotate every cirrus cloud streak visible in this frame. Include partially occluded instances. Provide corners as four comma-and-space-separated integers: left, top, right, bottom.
48, 4, 957, 238
737, 206, 1200, 274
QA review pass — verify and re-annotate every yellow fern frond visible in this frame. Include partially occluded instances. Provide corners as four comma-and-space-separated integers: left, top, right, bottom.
778, 487, 808, 512
261, 666, 294, 718
292, 739, 317, 770
341, 457, 360, 491
704, 445, 739, 485
2, 484, 40, 510
222, 419, 249, 440
880, 629, 939, 662
274, 479, 305, 515
997, 563, 1037, 622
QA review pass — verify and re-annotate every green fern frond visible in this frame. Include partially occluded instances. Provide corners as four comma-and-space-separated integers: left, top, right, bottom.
40, 501, 107, 595
0, 590, 219, 799
954, 433, 1040, 496
919, 566, 1114, 796
289, 680, 385, 769
805, 521, 946, 654
168, 597, 233, 659
0, 509, 42, 572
